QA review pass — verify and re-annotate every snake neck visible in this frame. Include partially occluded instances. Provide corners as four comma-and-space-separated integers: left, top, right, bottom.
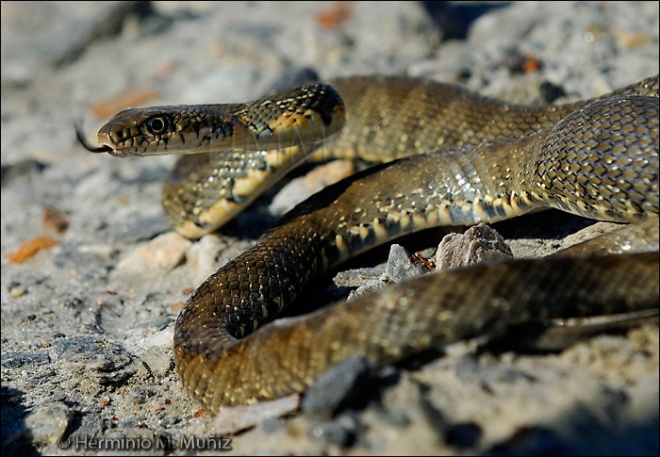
318, 74, 659, 163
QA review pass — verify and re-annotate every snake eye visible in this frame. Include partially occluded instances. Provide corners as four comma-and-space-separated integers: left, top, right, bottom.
145, 115, 170, 135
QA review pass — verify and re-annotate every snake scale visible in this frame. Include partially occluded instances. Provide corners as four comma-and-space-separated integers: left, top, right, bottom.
81, 74, 660, 412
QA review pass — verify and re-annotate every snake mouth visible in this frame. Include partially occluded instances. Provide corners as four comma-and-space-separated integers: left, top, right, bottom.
75, 123, 114, 154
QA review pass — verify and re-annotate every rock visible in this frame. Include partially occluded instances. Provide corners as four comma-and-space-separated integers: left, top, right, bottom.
24, 402, 72, 445
435, 224, 513, 269
53, 336, 136, 385
115, 232, 191, 275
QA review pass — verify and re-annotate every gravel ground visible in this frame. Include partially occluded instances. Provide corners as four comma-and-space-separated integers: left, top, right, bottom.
1, 1, 658, 455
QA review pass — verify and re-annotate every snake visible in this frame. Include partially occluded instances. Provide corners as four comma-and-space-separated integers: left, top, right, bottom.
79, 74, 660, 412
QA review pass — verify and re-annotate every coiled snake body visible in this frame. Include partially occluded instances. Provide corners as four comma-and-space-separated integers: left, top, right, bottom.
82, 74, 659, 412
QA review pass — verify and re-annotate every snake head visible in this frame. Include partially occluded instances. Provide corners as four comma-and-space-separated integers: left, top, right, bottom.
80, 105, 251, 158
75, 110, 168, 157
79, 82, 346, 159
92, 107, 192, 157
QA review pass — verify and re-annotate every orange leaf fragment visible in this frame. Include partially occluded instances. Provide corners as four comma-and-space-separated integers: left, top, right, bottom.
169, 301, 186, 314
6, 236, 59, 263
316, 1, 351, 29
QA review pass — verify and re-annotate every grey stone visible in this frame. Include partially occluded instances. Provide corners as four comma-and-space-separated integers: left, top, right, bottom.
53, 336, 136, 385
